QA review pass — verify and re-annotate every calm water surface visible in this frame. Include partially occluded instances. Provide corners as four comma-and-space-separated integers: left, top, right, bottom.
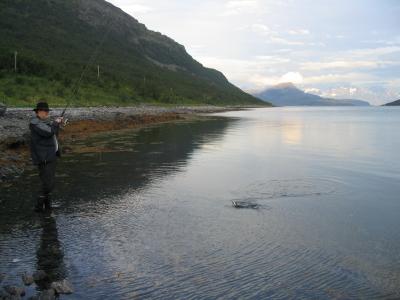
1, 107, 400, 299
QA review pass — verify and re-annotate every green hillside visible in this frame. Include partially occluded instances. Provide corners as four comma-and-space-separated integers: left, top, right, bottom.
0, 0, 268, 107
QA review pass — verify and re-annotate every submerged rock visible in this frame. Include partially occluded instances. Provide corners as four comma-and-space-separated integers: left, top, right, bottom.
6, 295, 22, 300
3, 285, 25, 296
22, 273, 34, 286
30, 289, 55, 300
0, 289, 9, 299
39, 289, 56, 300
50, 279, 73, 294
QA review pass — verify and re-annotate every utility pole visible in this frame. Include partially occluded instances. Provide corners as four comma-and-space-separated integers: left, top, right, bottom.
14, 51, 18, 73
143, 76, 146, 97
97, 65, 100, 80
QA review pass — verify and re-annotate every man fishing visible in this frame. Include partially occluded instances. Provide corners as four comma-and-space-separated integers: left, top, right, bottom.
30, 102, 64, 212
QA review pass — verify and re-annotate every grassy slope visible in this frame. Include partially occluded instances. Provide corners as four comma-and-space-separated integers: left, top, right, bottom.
0, 0, 269, 107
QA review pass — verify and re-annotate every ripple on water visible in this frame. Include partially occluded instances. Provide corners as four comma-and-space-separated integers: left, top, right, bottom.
232, 177, 340, 205
112, 242, 387, 299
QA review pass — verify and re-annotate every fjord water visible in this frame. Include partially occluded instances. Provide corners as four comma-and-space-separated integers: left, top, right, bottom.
1, 107, 400, 299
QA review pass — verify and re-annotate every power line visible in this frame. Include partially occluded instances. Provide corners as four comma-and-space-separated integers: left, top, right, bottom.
69, 17, 113, 100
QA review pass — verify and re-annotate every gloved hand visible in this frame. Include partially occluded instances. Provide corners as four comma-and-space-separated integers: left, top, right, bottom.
55, 117, 64, 124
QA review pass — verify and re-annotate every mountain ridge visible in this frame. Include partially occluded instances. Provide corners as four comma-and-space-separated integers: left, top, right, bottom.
254, 83, 370, 107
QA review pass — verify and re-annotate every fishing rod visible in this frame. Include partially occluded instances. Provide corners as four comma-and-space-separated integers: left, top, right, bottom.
61, 102, 70, 117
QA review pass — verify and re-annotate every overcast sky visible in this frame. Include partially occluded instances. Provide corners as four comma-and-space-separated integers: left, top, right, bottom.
107, 0, 400, 104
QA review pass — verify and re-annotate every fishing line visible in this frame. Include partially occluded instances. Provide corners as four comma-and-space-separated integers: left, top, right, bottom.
62, 15, 114, 117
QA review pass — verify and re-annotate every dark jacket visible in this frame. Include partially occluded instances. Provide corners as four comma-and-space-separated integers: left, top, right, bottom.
30, 116, 60, 165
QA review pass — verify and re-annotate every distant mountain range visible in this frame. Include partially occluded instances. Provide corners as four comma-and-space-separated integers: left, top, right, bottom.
254, 83, 370, 107
383, 99, 400, 106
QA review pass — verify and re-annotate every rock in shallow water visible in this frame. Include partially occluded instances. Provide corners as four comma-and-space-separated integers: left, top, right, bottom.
39, 289, 55, 300
22, 273, 34, 286
231, 200, 259, 209
0, 289, 10, 299
29, 289, 55, 300
3, 285, 25, 296
50, 279, 73, 294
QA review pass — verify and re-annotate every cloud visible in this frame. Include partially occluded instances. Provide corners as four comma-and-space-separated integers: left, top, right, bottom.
387, 78, 400, 89
197, 55, 300, 90
348, 46, 400, 58
197, 55, 291, 79
275, 48, 293, 53
288, 29, 310, 35
247, 74, 280, 88
226, 0, 258, 9
250, 23, 272, 34
280, 72, 304, 84
325, 34, 345, 39
300, 60, 400, 71
304, 87, 321, 94
304, 73, 376, 84
107, 1, 152, 14
255, 55, 291, 63
362, 36, 400, 46
221, 0, 258, 16
127, 4, 152, 13
268, 37, 305, 46
315, 86, 399, 105
247, 23, 305, 45
245, 72, 304, 89
349, 87, 358, 95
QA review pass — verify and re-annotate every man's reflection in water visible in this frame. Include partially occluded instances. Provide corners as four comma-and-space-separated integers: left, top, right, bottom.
36, 212, 66, 290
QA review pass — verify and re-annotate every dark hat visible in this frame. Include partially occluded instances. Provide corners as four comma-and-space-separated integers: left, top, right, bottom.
33, 102, 51, 112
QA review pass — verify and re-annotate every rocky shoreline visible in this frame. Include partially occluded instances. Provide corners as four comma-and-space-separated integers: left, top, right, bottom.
1, 269, 73, 299
0, 105, 246, 182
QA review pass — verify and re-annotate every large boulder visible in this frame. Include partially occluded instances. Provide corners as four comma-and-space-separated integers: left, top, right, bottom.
0, 103, 6, 117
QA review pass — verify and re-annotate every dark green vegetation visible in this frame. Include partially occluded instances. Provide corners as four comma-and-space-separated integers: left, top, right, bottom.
255, 83, 370, 107
0, 0, 268, 107
383, 99, 400, 106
